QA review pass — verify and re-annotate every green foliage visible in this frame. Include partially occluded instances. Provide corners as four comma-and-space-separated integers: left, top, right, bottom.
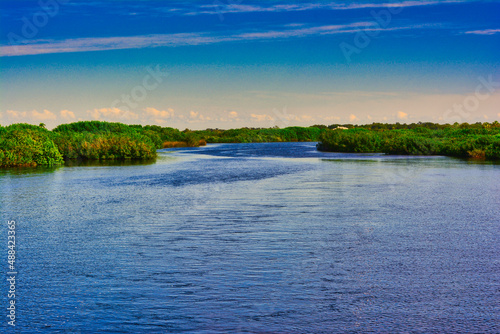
53, 120, 134, 134
53, 132, 156, 161
318, 122, 500, 159
183, 132, 200, 147
1, 121, 160, 167
194, 126, 325, 143
1, 121, 327, 167
3, 121, 499, 167
0, 123, 64, 167
53, 121, 184, 150
317, 129, 382, 153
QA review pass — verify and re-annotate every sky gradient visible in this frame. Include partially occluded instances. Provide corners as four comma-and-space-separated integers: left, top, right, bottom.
1, 0, 499, 129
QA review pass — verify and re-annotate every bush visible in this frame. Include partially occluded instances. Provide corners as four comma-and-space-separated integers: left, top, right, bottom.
53, 132, 156, 161
0, 124, 64, 167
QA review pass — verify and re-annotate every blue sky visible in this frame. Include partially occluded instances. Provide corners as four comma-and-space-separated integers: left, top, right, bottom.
1, 0, 499, 129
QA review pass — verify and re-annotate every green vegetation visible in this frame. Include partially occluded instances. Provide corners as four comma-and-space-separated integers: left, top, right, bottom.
317, 122, 500, 159
0, 124, 64, 167
0, 121, 182, 167
194, 126, 324, 143
1, 121, 499, 167
53, 132, 157, 161
0, 121, 325, 167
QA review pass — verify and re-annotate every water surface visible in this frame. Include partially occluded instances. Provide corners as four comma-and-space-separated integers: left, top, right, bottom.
1, 142, 499, 333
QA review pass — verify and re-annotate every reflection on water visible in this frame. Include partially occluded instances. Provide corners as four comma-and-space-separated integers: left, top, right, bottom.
0, 159, 156, 176
64, 158, 157, 167
1, 142, 499, 333
0, 165, 61, 176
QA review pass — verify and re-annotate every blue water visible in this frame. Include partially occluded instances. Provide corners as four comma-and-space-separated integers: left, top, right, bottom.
1, 142, 499, 333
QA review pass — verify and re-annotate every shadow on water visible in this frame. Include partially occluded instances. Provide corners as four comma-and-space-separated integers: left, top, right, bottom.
63, 158, 156, 167
0, 165, 61, 176
462, 157, 500, 165
320, 155, 448, 165
321, 153, 500, 166
0, 159, 157, 176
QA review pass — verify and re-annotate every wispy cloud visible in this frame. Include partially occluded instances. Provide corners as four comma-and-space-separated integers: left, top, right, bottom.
185, 1, 466, 16
0, 22, 418, 57
464, 29, 500, 35
0, 33, 226, 57
333, 0, 466, 10
237, 22, 374, 39
18, 0, 468, 20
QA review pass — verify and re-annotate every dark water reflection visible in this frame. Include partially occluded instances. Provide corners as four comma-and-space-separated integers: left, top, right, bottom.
1, 142, 499, 333
63, 158, 156, 167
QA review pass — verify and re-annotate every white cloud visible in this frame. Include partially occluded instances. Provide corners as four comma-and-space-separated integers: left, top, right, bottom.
251, 113, 274, 122
1, 109, 57, 125
187, 110, 211, 122
465, 29, 500, 35
0, 21, 426, 57
0, 33, 225, 57
142, 107, 175, 124
5, 110, 27, 120
397, 111, 408, 119
237, 22, 373, 40
218, 110, 240, 122
33, 109, 57, 121
60, 109, 76, 120
349, 114, 358, 122
144, 107, 174, 119
87, 108, 139, 121
187, 1, 462, 16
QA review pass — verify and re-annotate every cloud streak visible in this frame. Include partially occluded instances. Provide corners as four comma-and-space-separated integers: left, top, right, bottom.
187, 1, 466, 16
1, 22, 420, 57
465, 29, 500, 35
0, 0, 489, 57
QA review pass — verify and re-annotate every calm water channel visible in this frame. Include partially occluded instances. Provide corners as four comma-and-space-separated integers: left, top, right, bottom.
1, 142, 499, 333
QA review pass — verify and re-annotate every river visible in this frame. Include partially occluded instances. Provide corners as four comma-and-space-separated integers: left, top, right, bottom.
1, 142, 499, 333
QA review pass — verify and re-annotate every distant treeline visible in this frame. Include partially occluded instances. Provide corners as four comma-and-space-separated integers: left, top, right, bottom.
317, 122, 500, 159
194, 126, 323, 143
1, 121, 499, 167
